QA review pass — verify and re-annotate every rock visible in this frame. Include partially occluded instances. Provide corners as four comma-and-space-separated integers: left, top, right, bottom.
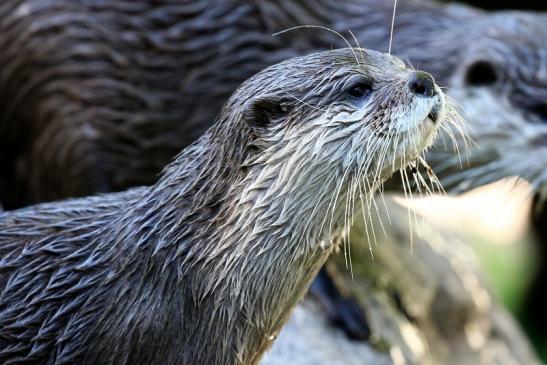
263, 195, 539, 365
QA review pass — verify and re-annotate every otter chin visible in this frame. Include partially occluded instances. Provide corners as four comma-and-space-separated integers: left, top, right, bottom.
0, 48, 447, 365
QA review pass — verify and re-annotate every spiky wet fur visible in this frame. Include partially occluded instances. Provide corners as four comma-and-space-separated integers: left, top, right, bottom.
0, 48, 445, 364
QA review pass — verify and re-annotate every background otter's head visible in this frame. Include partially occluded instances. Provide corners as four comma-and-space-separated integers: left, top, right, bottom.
423, 12, 547, 196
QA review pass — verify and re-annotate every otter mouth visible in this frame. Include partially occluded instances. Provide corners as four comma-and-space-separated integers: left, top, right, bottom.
427, 104, 440, 124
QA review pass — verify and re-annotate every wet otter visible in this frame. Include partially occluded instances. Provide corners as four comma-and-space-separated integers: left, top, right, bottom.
0, 48, 448, 364
0, 0, 542, 344
0, 0, 545, 209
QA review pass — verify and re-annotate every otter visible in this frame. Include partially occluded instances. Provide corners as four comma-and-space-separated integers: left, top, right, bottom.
0, 0, 543, 344
0, 48, 448, 364
0, 0, 545, 209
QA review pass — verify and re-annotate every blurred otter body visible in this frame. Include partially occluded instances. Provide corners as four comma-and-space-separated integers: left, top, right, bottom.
0, 0, 545, 207
0, 0, 315, 207
0, 48, 447, 364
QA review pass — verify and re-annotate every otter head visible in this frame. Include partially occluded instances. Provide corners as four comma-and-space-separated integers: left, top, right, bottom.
430, 13, 547, 195
222, 48, 447, 244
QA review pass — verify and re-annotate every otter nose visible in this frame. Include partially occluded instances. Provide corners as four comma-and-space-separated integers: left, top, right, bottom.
409, 71, 436, 97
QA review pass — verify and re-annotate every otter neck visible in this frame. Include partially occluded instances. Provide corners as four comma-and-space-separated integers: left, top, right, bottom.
139, 121, 351, 364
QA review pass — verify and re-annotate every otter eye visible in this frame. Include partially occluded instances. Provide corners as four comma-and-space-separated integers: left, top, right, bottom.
465, 60, 498, 86
347, 83, 373, 99
531, 103, 547, 123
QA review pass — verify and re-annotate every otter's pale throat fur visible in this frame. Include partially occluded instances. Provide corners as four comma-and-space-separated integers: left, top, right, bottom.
0, 49, 445, 364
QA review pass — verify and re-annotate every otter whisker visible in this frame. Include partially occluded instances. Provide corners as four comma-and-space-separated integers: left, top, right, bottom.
354, 139, 381, 256
378, 181, 393, 226
409, 162, 423, 197
348, 29, 366, 65
363, 176, 379, 249
332, 143, 371, 274
342, 174, 354, 270
445, 95, 474, 152
372, 132, 391, 181
371, 140, 391, 226
446, 111, 472, 158
424, 174, 443, 194
402, 166, 421, 237
273, 25, 362, 66
284, 91, 329, 112
399, 168, 415, 254
416, 157, 435, 196
335, 146, 361, 244
438, 123, 459, 155
391, 132, 401, 171
318, 167, 346, 242
346, 177, 360, 278
358, 178, 387, 241
371, 188, 388, 238
358, 187, 375, 260
388, 0, 398, 55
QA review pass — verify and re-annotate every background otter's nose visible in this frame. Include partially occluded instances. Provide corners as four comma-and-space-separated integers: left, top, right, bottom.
409, 71, 436, 97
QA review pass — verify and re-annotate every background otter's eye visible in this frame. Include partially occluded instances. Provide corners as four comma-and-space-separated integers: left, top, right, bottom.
347, 83, 373, 99
531, 103, 547, 123
465, 60, 498, 86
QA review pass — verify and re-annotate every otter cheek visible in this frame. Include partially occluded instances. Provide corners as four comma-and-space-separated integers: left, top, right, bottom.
329, 107, 368, 127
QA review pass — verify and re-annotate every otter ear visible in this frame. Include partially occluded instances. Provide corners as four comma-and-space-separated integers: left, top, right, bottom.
242, 95, 288, 133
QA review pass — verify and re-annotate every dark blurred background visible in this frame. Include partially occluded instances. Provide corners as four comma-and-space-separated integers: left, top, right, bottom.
448, 0, 546, 10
